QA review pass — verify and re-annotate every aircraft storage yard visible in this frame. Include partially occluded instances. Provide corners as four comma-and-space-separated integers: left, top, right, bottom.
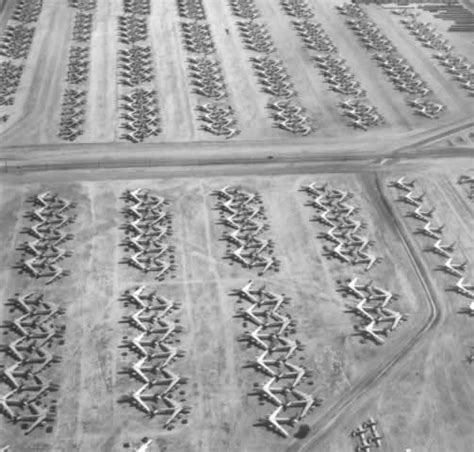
0, 0, 473, 452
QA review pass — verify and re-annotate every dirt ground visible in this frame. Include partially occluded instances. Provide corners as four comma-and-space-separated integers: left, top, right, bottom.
0, 164, 472, 452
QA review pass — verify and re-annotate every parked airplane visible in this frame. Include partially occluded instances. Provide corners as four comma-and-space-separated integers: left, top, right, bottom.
231, 280, 259, 303
398, 191, 425, 207
246, 323, 279, 349
408, 205, 435, 221
459, 301, 474, 316
344, 277, 371, 300
152, 368, 189, 397
135, 439, 152, 452
243, 350, 280, 377
325, 242, 351, 263
285, 388, 320, 420
437, 257, 467, 277
363, 417, 382, 447
118, 384, 152, 414
415, 221, 444, 239
450, 277, 474, 299
354, 321, 385, 344
426, 239, 455, 258
1, 362, 32, 389
278, 361, 306, 388
249, 377, 286, 406
256, 406, 297, 438
120, 332, 159, 357
271, 337, 303, 360
0, 389, 23, 420
150, 395, 191, 427
17, 402, 55, 435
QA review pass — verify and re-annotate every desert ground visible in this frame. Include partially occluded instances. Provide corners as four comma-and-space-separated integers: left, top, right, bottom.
1, 0, 473, 452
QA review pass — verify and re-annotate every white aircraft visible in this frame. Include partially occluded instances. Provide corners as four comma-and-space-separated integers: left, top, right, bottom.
150, 318, 183, 343
227, 246, 251, 267
126, 308, 151, 332
151, 396, 191, 427
346, 277, 369, 300
278, 361, 306, 388
438, 257, 467, 277
389, 176, 415, 191
409, 204, 435, 222
349, 118, 368, 131
234, 280, 259, 303
353, 250, 379, 271
452, 277, 474, 299
260, 406, 299, 438
379, 307, 403, 331
151, 343, 185, 368
459, 301, 474, 316
271, 337, 301, 360
285, 388, 318, 420
427, 239, 455, 258
258, 291, 287, 313
356, 321, 385, 344
265, 311, 294, 336
346, 299, 374, 323
239, 326, 269, 350
0, 338, 25, 362
244, 350, 280, 377
0, 389, 22, 420
363, 416, 382, 447
249, 377, 285, 406
128, 286, 149, 308
330, 242, 351, 263
2, 362, 33, 389
119, 384, 151, 414
18, 401, 55, 435
416, 221, 444, 239
121, 332, 158, 357
152, 368, 188, 397
235, 303, 265, 326
253, 255, 278, 275
128, 357, 154, 384
301, 181, 328, 195
135, 439, 152, 452
312, 210, 336, 227
370, 285, 394, 306
398, 190, 425, 206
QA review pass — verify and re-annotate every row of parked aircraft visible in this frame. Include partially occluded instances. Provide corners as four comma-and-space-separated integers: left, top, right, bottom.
391, 177, 474, 302
232, 281, 320, 437
351, 416, 383, 451
397, 9, 474, 95
338, 3, 445, 116
342, 277, 406, 345
301, 182, 381, 271
118, 286, 190, 428
17, 192, 76, 284
0, 292, 64, 435
121, 189, 176, 280
213, 185, 280, 275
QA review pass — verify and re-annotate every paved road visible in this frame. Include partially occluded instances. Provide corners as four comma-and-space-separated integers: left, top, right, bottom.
1, 117, 473, 175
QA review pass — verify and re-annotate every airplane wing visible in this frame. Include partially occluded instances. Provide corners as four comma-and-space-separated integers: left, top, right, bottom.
24, 411, 48, 435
